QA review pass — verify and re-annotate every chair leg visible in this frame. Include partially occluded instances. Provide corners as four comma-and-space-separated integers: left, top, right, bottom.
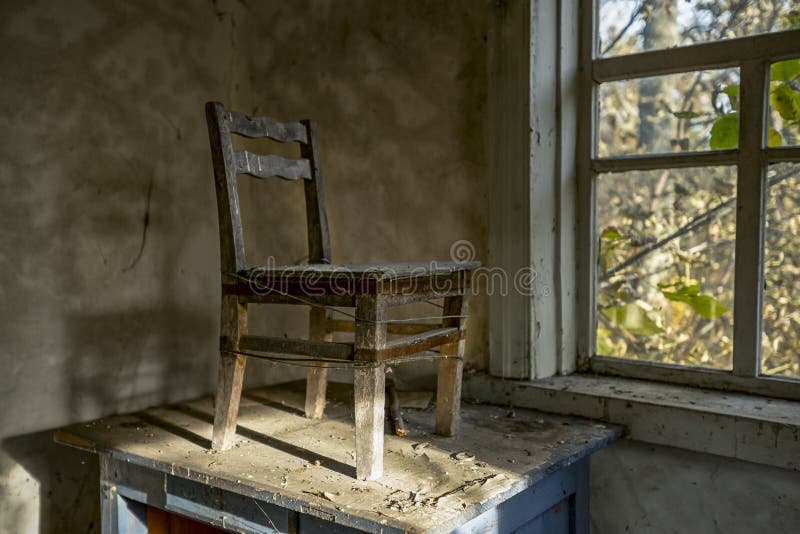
212, 353, 246, 450
354, 294, 387, 481
305, 308, 331, 419
212, 296, 247, 451
436, 293, 468, 436
305, 367, 328, 419
354, 365, 385, 481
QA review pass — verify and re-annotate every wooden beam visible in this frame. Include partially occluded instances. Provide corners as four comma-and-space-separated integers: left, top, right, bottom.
488, 0, 533, 379
556, 0, 579, 374
488, 0, 579, 378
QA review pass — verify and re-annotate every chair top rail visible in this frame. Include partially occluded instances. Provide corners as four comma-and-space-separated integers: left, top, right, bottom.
224, 107, 308, 144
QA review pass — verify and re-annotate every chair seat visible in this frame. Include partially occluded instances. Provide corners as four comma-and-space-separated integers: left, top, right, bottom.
241, 260, 480, 281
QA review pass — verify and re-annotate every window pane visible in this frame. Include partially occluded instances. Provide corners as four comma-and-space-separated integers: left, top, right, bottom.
598, 69, 739, 157
598, 1, 798, 57
762, 163, 800, 378
596, 166, 736, 369
768, 58, 800, 148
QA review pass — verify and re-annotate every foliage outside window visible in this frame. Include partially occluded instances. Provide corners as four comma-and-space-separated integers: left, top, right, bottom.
590, 0, 800, 383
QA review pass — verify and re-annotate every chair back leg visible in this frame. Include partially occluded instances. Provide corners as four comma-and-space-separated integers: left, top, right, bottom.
212, 296, 248, 451
305, 308, 331, 419
436, 292, 468, 436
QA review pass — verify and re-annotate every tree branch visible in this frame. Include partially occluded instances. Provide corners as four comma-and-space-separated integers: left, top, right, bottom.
601, 1, 645, 55
601, 167, 799, 281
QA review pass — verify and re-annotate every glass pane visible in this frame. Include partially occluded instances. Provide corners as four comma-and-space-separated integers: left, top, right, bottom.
768, 58, 800, 148
762, 163, 800, 378
598, 68, 739, 157
598, 1, 799, 57
596, 166, 736, 369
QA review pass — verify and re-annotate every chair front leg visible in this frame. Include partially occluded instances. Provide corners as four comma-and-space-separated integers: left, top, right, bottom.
436, 292, 468, 436
353, 294, 387, 480
212, 295, 248, 451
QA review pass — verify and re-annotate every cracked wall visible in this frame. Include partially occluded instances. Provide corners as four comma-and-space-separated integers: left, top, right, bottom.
0, 0, 487, 531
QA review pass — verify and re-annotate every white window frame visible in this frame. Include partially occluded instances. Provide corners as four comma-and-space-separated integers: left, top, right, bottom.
575, 0, 800, 400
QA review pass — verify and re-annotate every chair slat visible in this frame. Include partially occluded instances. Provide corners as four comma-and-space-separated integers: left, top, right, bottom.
239, 335, 354, 360
225, 110, 308, 143
327, 319, 440, 335
378, 326, 461, 360
235, 151, 312, 181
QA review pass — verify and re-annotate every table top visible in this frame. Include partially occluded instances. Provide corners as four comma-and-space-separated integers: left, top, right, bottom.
55, 381, 621, 533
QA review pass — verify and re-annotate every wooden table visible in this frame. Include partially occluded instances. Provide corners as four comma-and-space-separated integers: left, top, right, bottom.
55, 381, 621, 533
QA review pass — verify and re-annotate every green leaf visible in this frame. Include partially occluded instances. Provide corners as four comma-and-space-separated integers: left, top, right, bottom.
770, 83, 800, 122
709, 113, 739, 149
722, 85, 739, 99
602, 303, 664, 336
662, 282, 701, 303
600, 227, 623, 241
671, 110, 702, 119
660, 280, 730, 320
686, 294, 729, 320
770, 59, 800, 82
768, 127, 784, 147
722, 84, 739, 110
784, 11, 800, 30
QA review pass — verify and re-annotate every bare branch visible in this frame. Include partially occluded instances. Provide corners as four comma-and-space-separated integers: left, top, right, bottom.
601, 167, 799, 281
601, 1, 645, 55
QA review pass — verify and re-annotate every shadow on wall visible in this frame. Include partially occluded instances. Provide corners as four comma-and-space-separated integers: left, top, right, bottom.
1, 305, 217, 533
64, 308, 218, 424
2, 432, 101, 534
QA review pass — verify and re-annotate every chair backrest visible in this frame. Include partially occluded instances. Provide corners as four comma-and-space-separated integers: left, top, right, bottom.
205, 102, 331, 273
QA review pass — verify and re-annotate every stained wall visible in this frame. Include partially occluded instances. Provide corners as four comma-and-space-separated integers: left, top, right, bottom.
0, 1, 487, 530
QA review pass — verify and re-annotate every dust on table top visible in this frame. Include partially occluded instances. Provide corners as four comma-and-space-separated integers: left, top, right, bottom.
55, 381, 621, 533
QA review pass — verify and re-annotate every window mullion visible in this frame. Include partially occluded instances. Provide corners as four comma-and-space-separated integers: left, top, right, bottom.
732, 59, 768, 378
576, 0, 597, 370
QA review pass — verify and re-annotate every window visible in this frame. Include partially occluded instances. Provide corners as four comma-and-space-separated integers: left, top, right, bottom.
578, 1, 800, 399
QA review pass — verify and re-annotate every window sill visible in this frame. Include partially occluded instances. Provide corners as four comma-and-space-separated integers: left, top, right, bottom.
462, 371, 800, 471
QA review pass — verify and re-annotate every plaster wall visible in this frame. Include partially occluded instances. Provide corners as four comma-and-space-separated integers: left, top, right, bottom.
591, 439, 800, 533
0, 1, 487, 531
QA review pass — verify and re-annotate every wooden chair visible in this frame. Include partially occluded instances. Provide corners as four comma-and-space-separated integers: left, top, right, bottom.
205, 102, 478, 480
